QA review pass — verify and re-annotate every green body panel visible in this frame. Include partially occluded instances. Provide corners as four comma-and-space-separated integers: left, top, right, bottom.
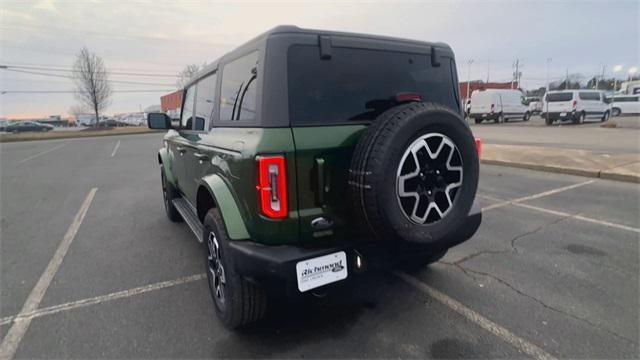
165, 127, 299, 245
199, 174, 250, 240
290, 125, 367, 244
158, 146, 177, 186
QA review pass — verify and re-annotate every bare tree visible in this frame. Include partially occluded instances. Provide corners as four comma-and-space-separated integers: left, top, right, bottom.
176, 63, 206, 88
72, 47, 112, 127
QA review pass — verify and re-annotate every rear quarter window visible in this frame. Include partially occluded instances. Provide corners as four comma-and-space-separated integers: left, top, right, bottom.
579, 92, 601, 101
219, 51, 259, 122
545, 92, 573, 102
287, 45, 458, 125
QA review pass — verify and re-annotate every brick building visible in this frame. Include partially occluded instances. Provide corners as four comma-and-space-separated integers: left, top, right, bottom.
160, 90, 183, 119
459, 81, 519, 102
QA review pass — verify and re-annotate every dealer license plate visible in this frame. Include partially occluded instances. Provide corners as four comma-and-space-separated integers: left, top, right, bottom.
296, 251, 348, 292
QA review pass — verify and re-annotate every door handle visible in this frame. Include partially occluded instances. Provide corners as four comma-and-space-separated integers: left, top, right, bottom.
194, 153, 209, 162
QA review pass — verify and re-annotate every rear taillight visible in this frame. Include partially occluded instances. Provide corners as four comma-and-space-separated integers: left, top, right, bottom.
490, 104, 495, 113
572, 100, 577, 111
475, 138, 482, 159
256, 155, 288, 219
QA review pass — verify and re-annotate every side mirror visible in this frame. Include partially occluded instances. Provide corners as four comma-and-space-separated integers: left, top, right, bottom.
147, 113, 171, 129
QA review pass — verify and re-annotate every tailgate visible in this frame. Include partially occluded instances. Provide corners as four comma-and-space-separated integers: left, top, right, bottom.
292, 125, 366, 244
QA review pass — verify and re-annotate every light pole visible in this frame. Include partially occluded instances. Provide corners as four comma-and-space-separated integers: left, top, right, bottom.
546, 58, 552, 92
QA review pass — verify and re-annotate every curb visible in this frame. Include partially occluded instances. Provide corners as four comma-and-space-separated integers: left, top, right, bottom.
481, 159, 640, 184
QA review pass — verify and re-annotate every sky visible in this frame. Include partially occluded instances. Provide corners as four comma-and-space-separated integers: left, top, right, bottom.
1, 0, 638, 119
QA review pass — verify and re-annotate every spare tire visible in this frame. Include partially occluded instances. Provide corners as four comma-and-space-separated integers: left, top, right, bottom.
349, 102, 479, 244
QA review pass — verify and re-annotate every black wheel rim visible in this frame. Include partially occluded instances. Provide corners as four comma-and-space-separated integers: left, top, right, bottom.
396, 133, 463, 225
207, 231, 226, 309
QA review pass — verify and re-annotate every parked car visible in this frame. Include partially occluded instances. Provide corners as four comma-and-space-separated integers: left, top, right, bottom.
0, 120, 8, 131
5, 121, 54, 133
147, 26, 481, 329
542, 90, 609, 125
469, 89, 530, 123
528, 101, 543, 114
609, 95, 640, 116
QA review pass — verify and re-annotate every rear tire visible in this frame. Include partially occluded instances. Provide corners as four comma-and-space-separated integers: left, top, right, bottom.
160, 165, 182, 222
495, 113, 504, 123
203, 208, 266, 329
545, 117, 554, 126
574, 111, 586, 124
474, 118, 482, 124
601, 111, 610, 122
611, 107, 621, 117
523, 112, 531, 122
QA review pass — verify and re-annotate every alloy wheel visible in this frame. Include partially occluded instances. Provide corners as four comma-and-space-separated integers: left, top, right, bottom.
396, 133, 463, 225
207, 231, 226, 308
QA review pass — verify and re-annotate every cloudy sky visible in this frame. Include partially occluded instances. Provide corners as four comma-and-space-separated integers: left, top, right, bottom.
1, 0, 638, 119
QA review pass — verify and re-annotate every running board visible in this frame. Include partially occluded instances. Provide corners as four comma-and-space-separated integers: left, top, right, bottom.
172, 197, 203, 243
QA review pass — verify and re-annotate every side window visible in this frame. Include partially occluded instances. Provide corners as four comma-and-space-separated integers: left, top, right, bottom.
579, 92, 600, 101
180, 85, 196, 129
219, 51, 258, 121
194, 73, 217, 131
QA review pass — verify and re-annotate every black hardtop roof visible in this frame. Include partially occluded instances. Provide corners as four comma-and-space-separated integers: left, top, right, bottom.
187, 25, 452, 87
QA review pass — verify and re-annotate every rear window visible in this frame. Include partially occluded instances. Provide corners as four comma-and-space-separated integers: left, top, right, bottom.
545, 92, 573, 102
288, 45, 458, 125
579, 92, 601, 101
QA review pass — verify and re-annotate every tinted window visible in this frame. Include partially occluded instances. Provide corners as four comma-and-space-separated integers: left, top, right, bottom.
613, 96, 639, 102
181, 85, 195, 129
579, 92, 601, 101
219, 52, 258, 121
194, 73, 217, 131
288, 45, 457, 125
545, 92, 573, 102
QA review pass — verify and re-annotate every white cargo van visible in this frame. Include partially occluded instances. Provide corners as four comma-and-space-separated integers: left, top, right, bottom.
542, 90, 609, 125
609, 95, 640, 116
469, 89, 530, 124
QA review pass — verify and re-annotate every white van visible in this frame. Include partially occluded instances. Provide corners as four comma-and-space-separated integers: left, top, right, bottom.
609, 95, 640, 116
469, 89, 530, 124
542, 90, 609, 125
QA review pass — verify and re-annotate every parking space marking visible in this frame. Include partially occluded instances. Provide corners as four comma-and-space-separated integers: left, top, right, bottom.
0, 273, 206, 326
110, 140, 121, 157
481, 180, 595, 211
480, 194, 640, 234
0, 188, 97, 360
395, 272, 557, 360
17, 144, 67, 164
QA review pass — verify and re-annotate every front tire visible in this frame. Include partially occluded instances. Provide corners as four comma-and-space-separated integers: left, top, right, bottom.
160, 165, 182, 222
203, 208, 266, 329
545, 117, 554, 126
601, 111, 610, 122
611, 107, 621, 117
523, 112, 531, 122
495, 113, 504, 123
474, 118, 482, 124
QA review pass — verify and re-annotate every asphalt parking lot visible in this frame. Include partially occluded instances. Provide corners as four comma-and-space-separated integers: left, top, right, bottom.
1, 133, 638, 359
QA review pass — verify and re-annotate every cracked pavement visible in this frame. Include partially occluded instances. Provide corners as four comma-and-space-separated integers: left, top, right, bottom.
1, 134, 638, 359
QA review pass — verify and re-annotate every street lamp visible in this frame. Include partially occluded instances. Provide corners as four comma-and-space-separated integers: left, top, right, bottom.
546, 58, 552, 92
466, 59, 474, 102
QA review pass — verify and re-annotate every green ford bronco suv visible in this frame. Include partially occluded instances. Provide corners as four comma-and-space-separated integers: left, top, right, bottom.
148, 26, 481, 328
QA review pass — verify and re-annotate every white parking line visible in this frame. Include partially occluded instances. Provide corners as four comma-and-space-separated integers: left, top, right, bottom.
481, 180, 595, 211
17, 144, 67, 164
110, 140, 121, 157
0, 188, 97, 360
480, 193, 640, 233
395, 272, 557, 360
0, 273, 206, 327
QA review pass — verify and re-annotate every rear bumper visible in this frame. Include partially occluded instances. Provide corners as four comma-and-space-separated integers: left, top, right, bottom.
469, 112, 498, 120
541, 111, 577, 121
228, 205, 482, 294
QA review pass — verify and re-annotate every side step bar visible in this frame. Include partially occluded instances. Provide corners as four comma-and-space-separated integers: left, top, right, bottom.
172, 197, 203, 243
